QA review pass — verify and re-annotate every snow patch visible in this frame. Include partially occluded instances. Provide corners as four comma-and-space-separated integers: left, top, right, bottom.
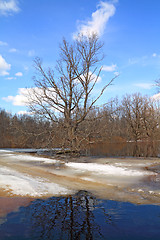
0, 150, 12, 153
138, 189, 144, 192
149, 191, 154, 194
81, 177, 97, 182
7, 153, 61, 164
0, 166, 72, 197
65, 162, 154, 176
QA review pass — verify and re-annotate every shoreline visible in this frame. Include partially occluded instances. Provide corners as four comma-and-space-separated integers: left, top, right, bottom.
0, 150, 160, 206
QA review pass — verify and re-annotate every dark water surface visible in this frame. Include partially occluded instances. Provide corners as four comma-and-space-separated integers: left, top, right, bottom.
0, 191, 160, 240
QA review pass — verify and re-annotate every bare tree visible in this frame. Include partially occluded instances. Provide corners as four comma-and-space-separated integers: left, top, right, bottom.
122, 93, 159, 142
27, 34, 115, 151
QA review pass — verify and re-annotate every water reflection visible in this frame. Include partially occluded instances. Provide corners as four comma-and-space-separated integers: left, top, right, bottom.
23, 191, 105, 240
87, 141, 160, 157
0, 191, 160, 240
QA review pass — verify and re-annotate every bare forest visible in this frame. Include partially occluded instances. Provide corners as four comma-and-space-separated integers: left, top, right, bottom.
1, 36, 160, 154
0, 93, 159, 152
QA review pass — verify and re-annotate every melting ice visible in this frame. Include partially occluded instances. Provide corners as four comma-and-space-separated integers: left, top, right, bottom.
0, 150, 160, 204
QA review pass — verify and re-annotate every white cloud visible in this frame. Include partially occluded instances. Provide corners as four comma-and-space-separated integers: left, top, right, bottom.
9, 48, 18, 53
15, 71, 23, 77
0, 0, 20, 15
0, 54, 11, 76
89, 72, 102, 82
0, 40, 8, 46
3, 71, 103, 108
2, 87, 54, 106
128, 56, 148, 66
24, 66, 29, 71
3, 88, 29, 106
114, 71, 119, 76
17, 110, 31, 115
134, 83, 153, 90
152, 93, 160, 101
28, 50, 35, 57
78, 71, 102, 83
73, 1, 116, 38
6, 76, 16, 80
127, 53, 160, 67
2, 77, 103, 109
152, 53, 157, 57
102, 64, 117, 72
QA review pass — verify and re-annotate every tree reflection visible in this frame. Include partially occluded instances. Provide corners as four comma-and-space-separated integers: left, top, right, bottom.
88, 141, 159, 158
1, 192, 160, 240
23, 191, 112, 240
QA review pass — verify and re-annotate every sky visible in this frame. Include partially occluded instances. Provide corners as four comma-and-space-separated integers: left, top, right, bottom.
0, 0, 160, 115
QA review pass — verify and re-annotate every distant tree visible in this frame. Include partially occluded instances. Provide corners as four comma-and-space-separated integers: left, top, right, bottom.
0, 109, 11, 147
10, 114, 54, 148
99, 97, 124, 141
26, 34, 115, 152
121, 93, 159, 142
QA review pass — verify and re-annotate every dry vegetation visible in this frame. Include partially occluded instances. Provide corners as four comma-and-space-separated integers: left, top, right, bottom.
0, 93, 159, 152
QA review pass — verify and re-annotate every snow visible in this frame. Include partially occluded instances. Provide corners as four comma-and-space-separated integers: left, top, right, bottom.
0, 166, 72, 197
0, 150, 12, 153
7, 153, 61, 164
0, 150, 159, 203
80, 177, 97, 182
138, 189, 144, 192
65, 162, 153, 176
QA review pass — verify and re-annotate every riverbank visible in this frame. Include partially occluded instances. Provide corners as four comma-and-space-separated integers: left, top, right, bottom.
0, 149, 160, 205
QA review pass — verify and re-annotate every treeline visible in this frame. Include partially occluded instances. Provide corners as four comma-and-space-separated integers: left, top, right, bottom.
0, 110, 52, 148
0, 93, 160, 149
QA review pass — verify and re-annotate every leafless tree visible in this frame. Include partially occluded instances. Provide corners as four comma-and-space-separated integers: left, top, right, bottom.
26, 34, 115, 151
122, 93, 159, 142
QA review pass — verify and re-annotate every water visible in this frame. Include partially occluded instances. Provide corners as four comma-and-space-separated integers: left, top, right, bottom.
0, 191, 160, 240
87, 141, 160, 158
3, 141, 160, 158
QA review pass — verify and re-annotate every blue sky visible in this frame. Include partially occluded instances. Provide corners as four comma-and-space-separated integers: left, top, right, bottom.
0, 0, 160, 114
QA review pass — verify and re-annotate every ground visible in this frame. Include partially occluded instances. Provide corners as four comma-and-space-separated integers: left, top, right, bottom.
0, 149, 160, 206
